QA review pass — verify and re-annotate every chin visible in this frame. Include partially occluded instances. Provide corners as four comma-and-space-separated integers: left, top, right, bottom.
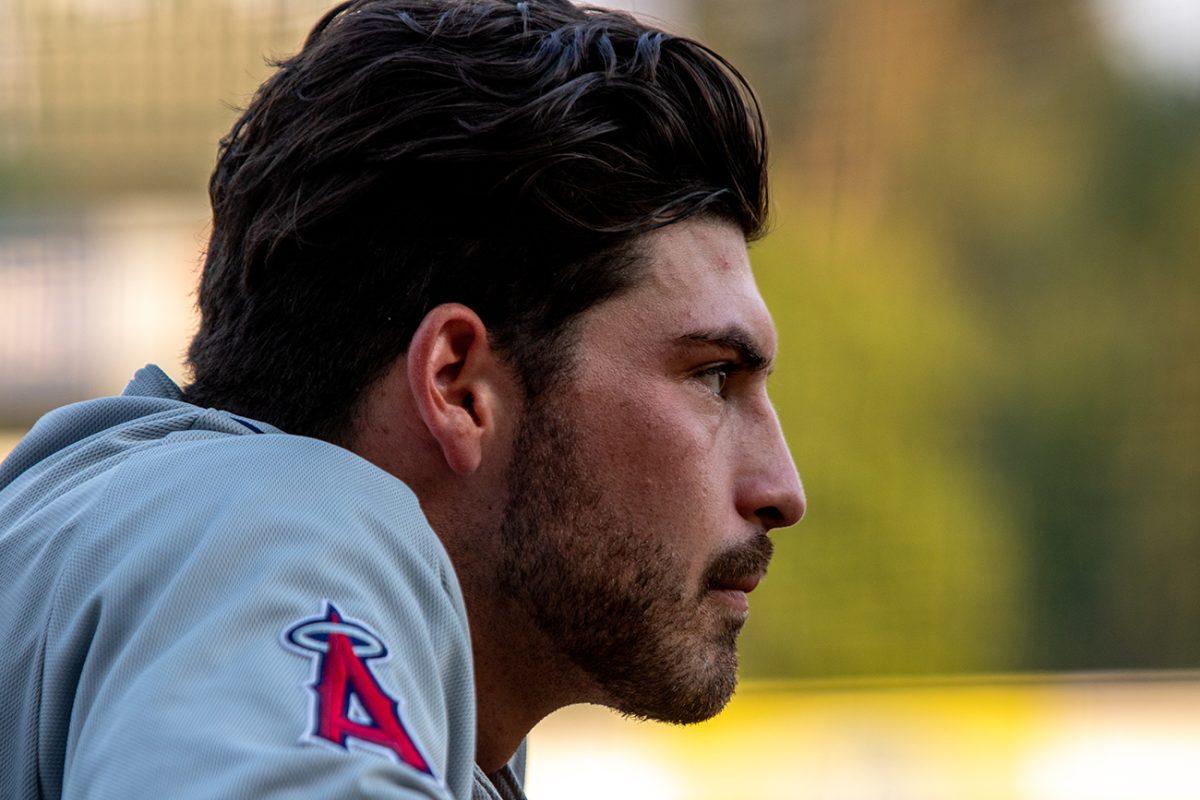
608, 632, 742, 726
618, 674, 738, 726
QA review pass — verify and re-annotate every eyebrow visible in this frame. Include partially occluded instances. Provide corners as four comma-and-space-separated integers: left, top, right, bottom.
674, 326, 775, 374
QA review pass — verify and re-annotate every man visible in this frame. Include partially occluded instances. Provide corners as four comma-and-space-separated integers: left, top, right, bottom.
0, 1, 804, 798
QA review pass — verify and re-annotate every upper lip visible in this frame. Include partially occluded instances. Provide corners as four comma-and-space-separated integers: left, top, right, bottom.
711, 572, 763, 593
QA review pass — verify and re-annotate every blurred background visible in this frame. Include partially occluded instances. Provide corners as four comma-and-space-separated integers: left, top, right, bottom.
1, 0, 1197, 797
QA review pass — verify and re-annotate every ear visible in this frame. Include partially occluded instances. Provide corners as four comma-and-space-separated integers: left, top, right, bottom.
406, 303, 504, 476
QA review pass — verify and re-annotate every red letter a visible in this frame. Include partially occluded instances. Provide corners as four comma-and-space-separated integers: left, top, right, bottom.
312, 607, 432, 774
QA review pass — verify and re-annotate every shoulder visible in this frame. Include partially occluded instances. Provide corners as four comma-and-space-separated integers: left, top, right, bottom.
43, 431, 477, 798
102, 430, 453, 582
120, 428, 420, 517
73, 430, 470, 650
50, 427, 469, 657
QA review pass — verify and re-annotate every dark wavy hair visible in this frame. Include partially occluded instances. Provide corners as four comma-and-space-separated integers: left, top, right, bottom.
183, 0, 768, 442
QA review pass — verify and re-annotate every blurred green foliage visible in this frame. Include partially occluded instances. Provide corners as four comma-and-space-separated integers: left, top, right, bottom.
732, 0, 1200, 677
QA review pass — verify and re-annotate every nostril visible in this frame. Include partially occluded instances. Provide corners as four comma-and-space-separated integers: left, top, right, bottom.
757, 505, 787, 529
760, 484, 805, 530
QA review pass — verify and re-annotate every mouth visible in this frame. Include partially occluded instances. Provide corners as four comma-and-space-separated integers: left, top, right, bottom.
706, 572, 764, 613
709, 573, 763, 594
701, 533, 773, 615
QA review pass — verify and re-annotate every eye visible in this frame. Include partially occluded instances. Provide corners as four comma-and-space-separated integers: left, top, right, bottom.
695, 365, 730, 397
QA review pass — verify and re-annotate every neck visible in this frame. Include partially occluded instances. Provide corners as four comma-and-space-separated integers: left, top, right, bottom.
465, 584, 583, 773
391, 475, 595, 773
347, 409, 578, 771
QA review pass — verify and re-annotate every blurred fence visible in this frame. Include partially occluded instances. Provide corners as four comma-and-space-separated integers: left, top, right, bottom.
0, 0, 329, 417
0, 200, 205, 421
0, 0, 329, 195
0, 215, 92, 418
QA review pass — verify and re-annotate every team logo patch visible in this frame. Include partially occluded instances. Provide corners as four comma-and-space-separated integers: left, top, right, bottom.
282, 602, 433, 776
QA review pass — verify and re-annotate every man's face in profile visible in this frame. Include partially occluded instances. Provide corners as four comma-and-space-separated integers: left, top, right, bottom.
497, 216, 805, 723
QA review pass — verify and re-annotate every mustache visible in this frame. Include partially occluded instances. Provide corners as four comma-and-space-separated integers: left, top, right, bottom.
702, 532, 774, 590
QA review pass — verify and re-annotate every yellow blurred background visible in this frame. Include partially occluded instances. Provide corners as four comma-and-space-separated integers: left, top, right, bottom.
529, 673, 1200, 800
2, 0, 1198, 797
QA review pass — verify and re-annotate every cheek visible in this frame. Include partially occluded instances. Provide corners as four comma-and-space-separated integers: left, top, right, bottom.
579, 382, 726, 531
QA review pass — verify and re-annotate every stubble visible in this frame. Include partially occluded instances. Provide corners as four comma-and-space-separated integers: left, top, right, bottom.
496, 392, 768, 724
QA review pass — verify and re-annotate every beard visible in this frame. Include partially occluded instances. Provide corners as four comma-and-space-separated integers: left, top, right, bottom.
495, 389, 773, 724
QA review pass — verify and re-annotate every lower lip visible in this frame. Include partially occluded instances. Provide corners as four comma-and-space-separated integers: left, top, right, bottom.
709, 588, 749, 613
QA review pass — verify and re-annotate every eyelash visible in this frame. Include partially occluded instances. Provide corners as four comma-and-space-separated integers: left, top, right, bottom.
694, 364, 734, 398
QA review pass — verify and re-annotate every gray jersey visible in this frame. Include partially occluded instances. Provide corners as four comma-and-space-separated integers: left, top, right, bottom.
0, 365, 526, 800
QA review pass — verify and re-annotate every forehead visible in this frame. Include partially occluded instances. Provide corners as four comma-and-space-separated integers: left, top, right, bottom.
587, 217, 776, 356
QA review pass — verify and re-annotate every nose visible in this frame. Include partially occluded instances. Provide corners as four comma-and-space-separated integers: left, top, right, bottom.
736, 403, 806, 531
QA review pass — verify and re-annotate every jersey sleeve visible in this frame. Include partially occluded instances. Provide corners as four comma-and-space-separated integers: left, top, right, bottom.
46, 435, 477, 800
